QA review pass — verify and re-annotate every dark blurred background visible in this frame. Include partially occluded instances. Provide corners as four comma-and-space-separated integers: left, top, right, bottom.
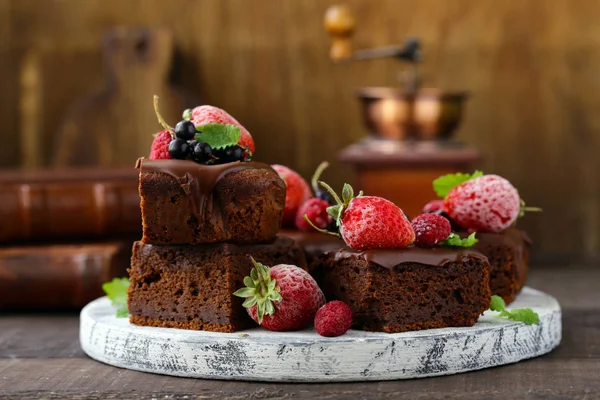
0, 0, 598, 264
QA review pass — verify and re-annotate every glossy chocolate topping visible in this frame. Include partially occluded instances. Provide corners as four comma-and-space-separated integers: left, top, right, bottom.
136, 158, 278, 219
332, 246, 487, 270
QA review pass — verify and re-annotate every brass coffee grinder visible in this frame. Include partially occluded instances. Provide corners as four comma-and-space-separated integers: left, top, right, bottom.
324, 5, 480, 217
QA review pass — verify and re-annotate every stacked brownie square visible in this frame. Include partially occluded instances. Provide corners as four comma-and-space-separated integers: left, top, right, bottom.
127, 158, 306, 332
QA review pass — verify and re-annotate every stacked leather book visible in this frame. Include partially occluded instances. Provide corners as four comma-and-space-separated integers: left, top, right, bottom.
0, 168, 141, 310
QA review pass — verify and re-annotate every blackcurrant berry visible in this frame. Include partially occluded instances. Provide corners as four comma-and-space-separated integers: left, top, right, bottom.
316, 190, 335, 205
213, 145, 245, 163
193, 142, 213, 163
225, 145, 245, 162
174, 120, 196, 140
187, 140, 198, 158
168, 138, 191, 159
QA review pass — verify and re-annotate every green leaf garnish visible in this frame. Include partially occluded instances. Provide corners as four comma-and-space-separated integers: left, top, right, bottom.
233, 257, 282, 325
438, 232, 479, 248
194, 123, 241, 150
489, 295, 540, 325
432, 171, 484, 198
102, 277, 130, 318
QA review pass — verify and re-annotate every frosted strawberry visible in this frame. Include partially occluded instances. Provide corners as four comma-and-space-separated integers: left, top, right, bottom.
149, 129, 172, 160
271, 165, 312, 227
191, 105, 255, 153
444, 174, 523, 233
233, 257, 325, 331
305, 182, 415, 250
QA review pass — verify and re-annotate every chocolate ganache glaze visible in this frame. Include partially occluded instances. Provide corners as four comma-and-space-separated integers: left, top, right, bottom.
332, 246, 487, 270
135, 158, 278, 219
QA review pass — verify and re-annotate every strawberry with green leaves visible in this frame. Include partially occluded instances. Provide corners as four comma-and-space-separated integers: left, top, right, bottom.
305, 182, 415, 250
190, 105, 255, 153
234, 257, 325, 331
432, 171, 541, 233
149, 96, 255, 163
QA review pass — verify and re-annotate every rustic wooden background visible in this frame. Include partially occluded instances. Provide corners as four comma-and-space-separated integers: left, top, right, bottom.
1, 0, 599, 260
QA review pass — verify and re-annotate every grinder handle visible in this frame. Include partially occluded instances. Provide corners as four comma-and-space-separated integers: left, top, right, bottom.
324, 5, 356, 62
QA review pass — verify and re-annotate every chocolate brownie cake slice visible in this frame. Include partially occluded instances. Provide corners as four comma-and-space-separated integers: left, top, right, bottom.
279, 229, 346, 264
313, 247, 491, 333
128, 236, 306, 332
137, 158, 286, 245
469, 228, 530, 304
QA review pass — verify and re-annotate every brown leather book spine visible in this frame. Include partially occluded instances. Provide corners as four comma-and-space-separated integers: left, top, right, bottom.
0, 180, 141, 242
0, 241, 132, 310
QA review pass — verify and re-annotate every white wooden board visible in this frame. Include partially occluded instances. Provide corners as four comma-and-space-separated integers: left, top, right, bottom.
80, 287, 561, 382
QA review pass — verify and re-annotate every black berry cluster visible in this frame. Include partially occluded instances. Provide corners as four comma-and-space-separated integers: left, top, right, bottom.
167, 120, 249, 164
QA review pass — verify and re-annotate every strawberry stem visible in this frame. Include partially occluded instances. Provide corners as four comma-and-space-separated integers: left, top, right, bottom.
519, 199, 543, 218
521, 206, 543, 212
303, 214, 342, 238
318, 181, 343, 206
153, 95, 174, 134
311, 162, 330, 194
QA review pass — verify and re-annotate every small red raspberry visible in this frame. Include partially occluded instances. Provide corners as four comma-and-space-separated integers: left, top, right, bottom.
411, 213, 451, 248
314, 301, 353, 337
149, 130, 173, 160
422, 199, 444, 214
296, 198, 332, 232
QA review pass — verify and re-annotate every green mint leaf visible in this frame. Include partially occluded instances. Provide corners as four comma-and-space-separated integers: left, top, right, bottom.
432, 170, 484, 197
489, 295, 540, 325
194, 123, 241, 150
506, 308, 540, 325
489, 295, 506, 312
102, 277, 130, 318
438, 232, 479, 248
116, 308, 129, 318
182, 109, 192, 121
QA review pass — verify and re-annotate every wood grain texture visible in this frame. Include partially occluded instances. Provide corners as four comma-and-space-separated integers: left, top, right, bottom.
0, 266, 598, 398
1, 0, 600, 258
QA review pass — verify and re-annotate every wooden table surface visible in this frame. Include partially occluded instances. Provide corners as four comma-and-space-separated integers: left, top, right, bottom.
1, 266, 598, 400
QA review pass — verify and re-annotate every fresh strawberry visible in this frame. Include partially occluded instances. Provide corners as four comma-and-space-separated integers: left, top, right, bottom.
443, 174, 521, 233
149, 130, 173, 160
296, 198, 332, 232
271, 165, 312, 228
422, 199, 444, 214
191, 105, 255, 153
305, 182, 415, 250
314, 301, 353, 337
411, 213, 451, 247
233, 257, 325, 331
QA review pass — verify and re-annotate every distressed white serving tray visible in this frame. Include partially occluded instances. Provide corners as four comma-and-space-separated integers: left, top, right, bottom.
80, 287, 561, 382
